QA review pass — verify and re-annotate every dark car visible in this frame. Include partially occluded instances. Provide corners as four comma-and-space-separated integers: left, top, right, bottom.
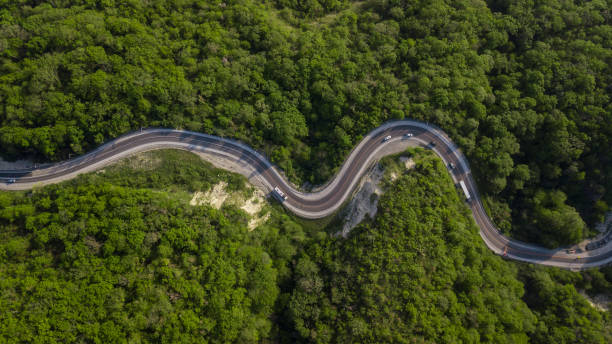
586, 241, 604, 251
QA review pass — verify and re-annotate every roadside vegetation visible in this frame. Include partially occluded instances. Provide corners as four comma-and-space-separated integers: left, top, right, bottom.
0, 150, 306, 342
0, 150, 610, 343
1, 0, 610, 246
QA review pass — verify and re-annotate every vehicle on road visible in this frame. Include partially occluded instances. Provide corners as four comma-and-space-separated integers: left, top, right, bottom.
428, 141, 436, 148
6, 178, 16, 184
586, 232, 611, 250
383, 135, 392, 142
448, 162, 455, 170
566, 249, 575, 254
587, 242, 601, 250
404, 133, 413, 138
459, 180, 471, 201
273, 186, 288, 202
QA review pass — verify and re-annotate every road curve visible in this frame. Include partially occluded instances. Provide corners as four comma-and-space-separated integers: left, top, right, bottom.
1, 120, 610, 270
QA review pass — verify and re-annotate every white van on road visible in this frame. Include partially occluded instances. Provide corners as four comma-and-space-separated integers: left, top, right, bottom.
273, 186, 288, 202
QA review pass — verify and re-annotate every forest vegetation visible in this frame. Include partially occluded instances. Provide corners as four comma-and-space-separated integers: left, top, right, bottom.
0, 149, 610, 343
0, 0, 611, 246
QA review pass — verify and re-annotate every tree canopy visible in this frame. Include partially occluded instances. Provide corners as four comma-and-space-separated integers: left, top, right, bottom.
1, 0, 610, 245
1, 149, 609, 343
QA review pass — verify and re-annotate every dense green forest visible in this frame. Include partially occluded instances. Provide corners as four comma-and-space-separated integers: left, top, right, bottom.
0, 150, 610, 342
287, 150, 611, 343
0, 150, 302, 342
0, 0, 610, 245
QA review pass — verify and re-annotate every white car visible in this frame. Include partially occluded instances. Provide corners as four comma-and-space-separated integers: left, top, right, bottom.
404, 133, 413, 137
383, 135, 392, 142
6, 178, 16, 184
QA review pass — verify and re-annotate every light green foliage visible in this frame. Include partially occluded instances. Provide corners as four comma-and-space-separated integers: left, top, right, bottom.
0, 151, 307, 343
273, 0, 350, 18
0, 184, 280, 343
76, 149, 249, 193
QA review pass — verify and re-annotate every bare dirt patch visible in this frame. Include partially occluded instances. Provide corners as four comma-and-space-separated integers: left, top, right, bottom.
248, 212, 270, 231
190, 183, 269, 230
190, 181, 229, 209
400, 156, 415, 169
241, 189, 270, 231
241, 189, 266, 215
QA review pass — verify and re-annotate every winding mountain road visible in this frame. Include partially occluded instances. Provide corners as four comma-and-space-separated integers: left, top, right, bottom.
1, 120, 611, 270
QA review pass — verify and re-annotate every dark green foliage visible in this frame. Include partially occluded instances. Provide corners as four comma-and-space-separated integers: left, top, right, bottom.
288, 151, 538, 343
0, 150, 609, 342
520, 266, 608, 344
285, 150, 610, 343
517, 189, 586, 248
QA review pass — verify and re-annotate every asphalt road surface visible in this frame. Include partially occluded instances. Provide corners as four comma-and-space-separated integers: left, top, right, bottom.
1, 120, 610, 270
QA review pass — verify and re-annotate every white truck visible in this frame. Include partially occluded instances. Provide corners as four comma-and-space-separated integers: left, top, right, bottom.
273, 186, 288, 202
459, 180, 471, 201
